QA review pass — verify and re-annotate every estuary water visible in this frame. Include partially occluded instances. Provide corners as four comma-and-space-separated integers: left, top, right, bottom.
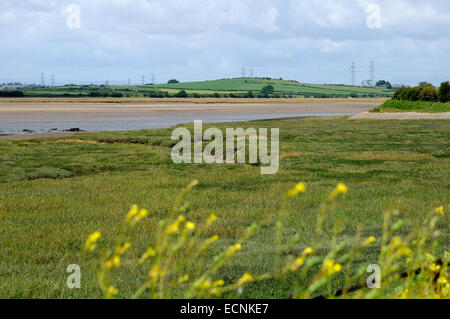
0, 112, 354, 135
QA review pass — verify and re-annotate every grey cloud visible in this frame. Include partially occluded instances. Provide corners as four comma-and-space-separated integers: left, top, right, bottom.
0, 0, 449, 85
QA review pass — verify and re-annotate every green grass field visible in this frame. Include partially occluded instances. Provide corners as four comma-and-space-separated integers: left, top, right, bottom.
0, 117, 448, 298
16, 78, 395, 98
157, 78, 395, 97
373, 100, 450, 113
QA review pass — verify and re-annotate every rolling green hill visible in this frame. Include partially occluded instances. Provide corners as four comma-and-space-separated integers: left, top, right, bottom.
156, 78, 395, 97
9, 78, 395, 98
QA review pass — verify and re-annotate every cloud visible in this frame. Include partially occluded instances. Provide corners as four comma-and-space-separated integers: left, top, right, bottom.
0, 0, 450, 85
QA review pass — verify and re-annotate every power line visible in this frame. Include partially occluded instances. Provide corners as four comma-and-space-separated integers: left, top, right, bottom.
242, 66, 246, 78
51, 74, 55, 87
41, 72, 45, 86
250, 68, 254, 78
141, 75, 145, 86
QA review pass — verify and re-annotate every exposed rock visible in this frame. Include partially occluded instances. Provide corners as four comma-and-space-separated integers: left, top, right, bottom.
64, 128, 85, 132
3, 161, 15, 166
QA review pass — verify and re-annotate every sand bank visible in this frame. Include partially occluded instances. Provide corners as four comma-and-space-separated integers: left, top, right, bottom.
350, 111, 450, 120
0, 101, 380, 119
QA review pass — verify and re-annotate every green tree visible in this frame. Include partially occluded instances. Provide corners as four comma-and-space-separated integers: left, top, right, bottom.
175, 90, 188, 98
438, 81, 450, 103
418, 85, 438, 102
261, 85, 274, 95
168, 79, 180, 84
111, 91, 124, 98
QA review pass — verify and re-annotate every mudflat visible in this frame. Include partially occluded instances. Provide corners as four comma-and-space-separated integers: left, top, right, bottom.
350, 111, 450, 120
0, 100, 381, 119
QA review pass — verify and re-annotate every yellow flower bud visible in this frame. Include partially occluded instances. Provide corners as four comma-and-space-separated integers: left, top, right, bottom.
287, 182, 306, 198
362, 236, 376, 247
106, 286, 119, 298
207, 214, 218, 225
84, 231, 101, 252
237, 273, 253, 286
185, 222, 196, 231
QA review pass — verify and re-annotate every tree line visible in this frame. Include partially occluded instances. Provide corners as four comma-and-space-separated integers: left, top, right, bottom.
393, 82, 450, 102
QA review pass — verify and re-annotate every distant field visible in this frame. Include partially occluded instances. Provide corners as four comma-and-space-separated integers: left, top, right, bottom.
4, 78, 395, 99
157, 78, 395, 97
373, 99, 450, 113
0, 97, 388, 104
0, 117, 448, 298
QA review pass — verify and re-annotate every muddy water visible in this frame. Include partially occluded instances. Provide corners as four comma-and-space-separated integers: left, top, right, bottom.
0, 101, 378, 135
0, 113, 354, 135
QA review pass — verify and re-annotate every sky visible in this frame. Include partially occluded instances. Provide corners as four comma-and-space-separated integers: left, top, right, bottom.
1, 0, 450, 86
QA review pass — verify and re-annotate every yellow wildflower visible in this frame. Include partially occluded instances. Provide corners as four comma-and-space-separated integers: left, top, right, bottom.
106, 286, 119, 299
435, 206, 445, 216
185, 222, 196, 231
84, 231, 101, 252
429, 263, 441, 272
125, 205, 139, 224
200, 280, 212, 289
226, 243, 242, 257
336, 183, 348, 194
362, 236, 376, 247
139, 247, 156, 264
207, 214, 218, 225
166, 216, 185, 235
388, 236, 403, 250
237, 273, 253, 286
290, 257, 305, 272
179, 275, 189, 284
333, 264, 342, 273
149, 264, 160, 279
437, 277, 448, 285
328, 183, 348, 201
303, 247, 314, 255
400, 289, 409, 299
112, 255, 120, 267
398, 246, 412, 257
103, 255, 121, 270
322, 259, 342, 276
132, 208, 148, 224
125, 205, 149, 225
115, 242, 131, 255
213, 279, 225, 287
201, 235, 220, 251
286, 182, 306, 198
